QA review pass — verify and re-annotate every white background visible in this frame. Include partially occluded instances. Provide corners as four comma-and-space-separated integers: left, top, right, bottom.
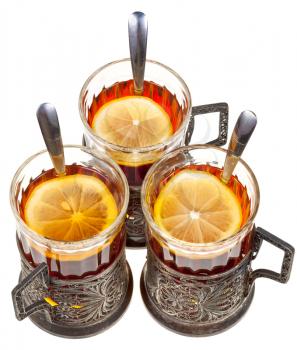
1, 0, 296, 348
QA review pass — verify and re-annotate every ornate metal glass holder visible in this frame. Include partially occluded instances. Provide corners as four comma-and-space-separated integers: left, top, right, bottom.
12, 248, 133, 338
140, 145, 295, 336
140, 227, 294, 336
10, 146, 133, 338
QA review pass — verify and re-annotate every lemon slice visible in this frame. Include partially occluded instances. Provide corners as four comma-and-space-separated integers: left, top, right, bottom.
92, 96, 173, 148
24, 174, 118, 242
153, 170, 242, 243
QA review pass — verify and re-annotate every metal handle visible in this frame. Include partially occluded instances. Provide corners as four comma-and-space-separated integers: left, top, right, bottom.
250, 227, 295, 284
12, 263, 49, 320
185, 102, 229, 146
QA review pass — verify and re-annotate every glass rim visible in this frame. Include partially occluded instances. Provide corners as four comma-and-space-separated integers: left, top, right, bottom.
78, 58, 192, 153
10, 144, 129, 251
141, 144, 260, 251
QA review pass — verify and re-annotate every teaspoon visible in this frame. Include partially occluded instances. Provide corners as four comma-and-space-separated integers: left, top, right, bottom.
221, 110, 257, 184
128, 11, 148, 94
36, 103, 66, 176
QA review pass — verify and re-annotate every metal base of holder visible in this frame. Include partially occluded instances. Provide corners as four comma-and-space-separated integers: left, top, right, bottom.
140, 248, 255, 337
126, 236, 146, 248
27, 262, 133, 338
13, 246, 134, 339
140, 268, 254, 336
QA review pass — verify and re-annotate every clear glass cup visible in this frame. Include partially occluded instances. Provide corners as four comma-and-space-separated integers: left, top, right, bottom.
142, 145, 259, 273
140, 145, 294, 336
79, 59, 191, 181
10, 145, 133, 338
79, 58, 228, 247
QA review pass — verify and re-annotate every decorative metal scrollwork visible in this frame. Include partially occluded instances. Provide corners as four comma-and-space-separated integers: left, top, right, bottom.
126, 187, 146, 247
20, 250, 129, 327
145, 247, 250, 324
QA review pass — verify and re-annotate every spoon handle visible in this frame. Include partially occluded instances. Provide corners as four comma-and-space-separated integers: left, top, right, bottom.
128, 11, 148, 94
36, 103, 66, 176
222, 110, 257, 183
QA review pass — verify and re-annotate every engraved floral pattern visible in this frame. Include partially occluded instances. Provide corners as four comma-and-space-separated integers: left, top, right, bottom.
146, 249, 249, 324
126, 188, 146, 245
20, 251, 128, 326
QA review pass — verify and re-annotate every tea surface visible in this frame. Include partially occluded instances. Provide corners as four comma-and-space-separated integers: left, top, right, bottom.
87, 80, 185, 186
22, 165, 118, 242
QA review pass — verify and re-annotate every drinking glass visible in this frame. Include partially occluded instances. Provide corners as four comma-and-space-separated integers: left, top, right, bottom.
79, 58, 228, 247
141, 145, 294, 336
11, 145, 132, 338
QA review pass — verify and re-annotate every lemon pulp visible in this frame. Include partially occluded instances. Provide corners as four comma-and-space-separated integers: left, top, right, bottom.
24, 174, 118, 242
153, 170, 242, 243
91, 96, 173, 148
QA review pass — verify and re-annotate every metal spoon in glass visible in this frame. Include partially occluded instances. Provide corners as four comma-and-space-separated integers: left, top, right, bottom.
221, 110, 257, 184
128, 11, 148, 94
36, 103, 66, 176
